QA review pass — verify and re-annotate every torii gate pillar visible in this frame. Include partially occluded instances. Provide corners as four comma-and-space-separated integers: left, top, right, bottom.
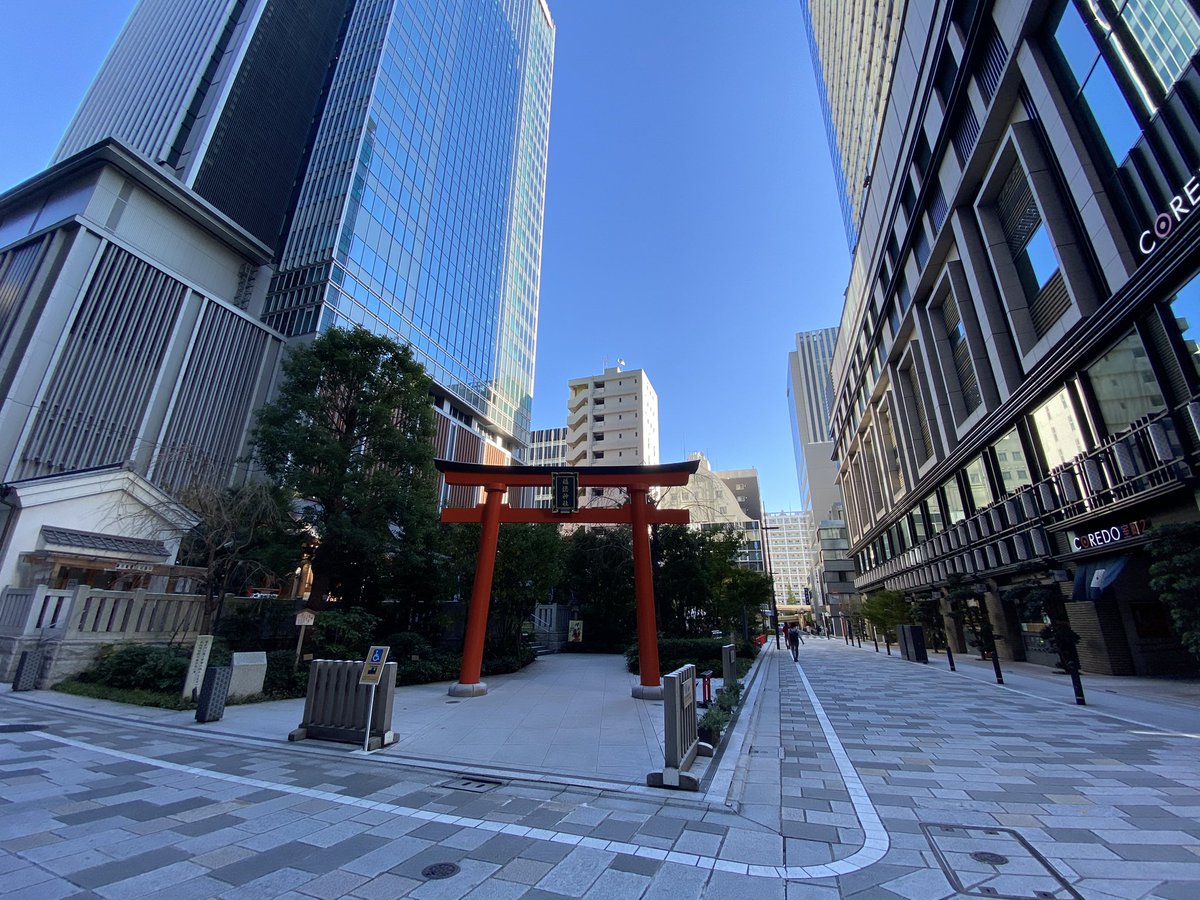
438, 460, 699, 700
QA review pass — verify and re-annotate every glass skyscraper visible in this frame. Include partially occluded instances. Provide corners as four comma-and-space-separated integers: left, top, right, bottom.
798, 0, 903, 250
58, 0, 555, 455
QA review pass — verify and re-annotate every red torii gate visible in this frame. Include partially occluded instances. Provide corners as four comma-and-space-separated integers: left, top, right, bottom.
437, 459, 700, 699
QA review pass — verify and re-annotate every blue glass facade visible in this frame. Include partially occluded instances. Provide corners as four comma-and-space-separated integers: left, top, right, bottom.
265, 0, 554, 448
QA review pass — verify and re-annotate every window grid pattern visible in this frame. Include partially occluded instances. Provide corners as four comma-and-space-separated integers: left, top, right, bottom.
17, 244, 186, 479
944, 292, 982, 412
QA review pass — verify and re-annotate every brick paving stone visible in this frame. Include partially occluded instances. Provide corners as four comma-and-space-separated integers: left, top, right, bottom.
354, 872, 424, 899
534, 846, 614, 896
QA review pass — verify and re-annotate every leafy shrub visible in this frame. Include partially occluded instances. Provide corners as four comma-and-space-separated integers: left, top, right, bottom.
79, 644, 189, 693
396, 658, 458, 685
698, 706, 730, 731
52, 679, 193, 710
385, 631, 435, 662
263, 650, 308, 698
310, 608, 380, 660
625, 637, 757, 674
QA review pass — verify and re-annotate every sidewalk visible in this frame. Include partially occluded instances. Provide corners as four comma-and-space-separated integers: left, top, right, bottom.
828, 634, 1200, 735
0, 640, 1197, 898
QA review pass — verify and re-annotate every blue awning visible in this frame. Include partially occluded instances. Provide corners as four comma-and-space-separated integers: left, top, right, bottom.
1071, 554, 1129, 602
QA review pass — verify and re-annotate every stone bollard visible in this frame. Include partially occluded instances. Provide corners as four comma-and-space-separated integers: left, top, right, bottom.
196, 667, 233, 723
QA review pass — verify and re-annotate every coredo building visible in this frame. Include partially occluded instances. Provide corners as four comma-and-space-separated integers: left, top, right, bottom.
806, 0, 1200, 674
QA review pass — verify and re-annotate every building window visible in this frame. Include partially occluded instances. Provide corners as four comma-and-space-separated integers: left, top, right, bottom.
942, 292, 982, 413
943, 477, 967, 523
992, 427, 1032, 493
1085, 329, 1166, 435
1051, 1, 1145, 164
996, 163, 1068, 337
1168, 271, 1200, 383
1030, 385, 1088, 470
964, 456, 991, 510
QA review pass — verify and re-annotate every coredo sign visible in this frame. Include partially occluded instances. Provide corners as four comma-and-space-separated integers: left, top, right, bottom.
1072, 519, 1149, 551
1139, 173, 1200, 255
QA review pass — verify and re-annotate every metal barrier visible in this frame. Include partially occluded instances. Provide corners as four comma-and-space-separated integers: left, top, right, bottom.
647, 663, 713, 791
288, 659, 398, 750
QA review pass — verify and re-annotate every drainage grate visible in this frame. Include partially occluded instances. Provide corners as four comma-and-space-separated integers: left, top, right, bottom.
421, 862, 461, 880
0, 724, 46, 733
442, 776, 503, 793
920, 824, 1082, 900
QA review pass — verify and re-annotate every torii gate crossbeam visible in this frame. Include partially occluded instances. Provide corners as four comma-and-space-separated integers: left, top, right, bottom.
436, 460, 699, 699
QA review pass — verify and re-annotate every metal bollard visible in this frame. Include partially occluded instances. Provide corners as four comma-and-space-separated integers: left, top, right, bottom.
1067, 661, 1086, 705
946, 645, 956, 671
991, 652, 1004, 685
699, 670, 713, 708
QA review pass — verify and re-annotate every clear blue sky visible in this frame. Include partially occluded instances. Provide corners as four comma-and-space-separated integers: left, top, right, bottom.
0, 1, 851, 512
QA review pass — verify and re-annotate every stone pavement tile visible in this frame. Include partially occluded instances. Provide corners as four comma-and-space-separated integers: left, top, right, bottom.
496, 857, 554, 885
298, 820, 371, 849
519, 841, 571, 865
0, 863, 58, 893
534, 846, 615, 897
216, 866, 315, 900
1106, 844, 1200, 862
410, 859, 501, 900
461, 879, 529, 900
835, 863, 919, 896
441, 827, 495, 851
703, 868, 782, 899
365, 816, 422, 840
342, 836, 432, 879
781, 821, 838, 843
410, 822, 465, 842
783, 839, 832, 865
5, 832, 61, 853
640, 862, 710, 900
719, 828, 782, 865
585, 867, 650, 899
6, 875, 78, 900
1070, 859, 1200, 880
95, 827, 188, 860
610, 853, 661, 877
682, 820, 725, 836
472, 834, 536, 865
354, 872, 424, 899
21, 829, 137, 864
296, 868, 371, 898
170, 813, 246, 836
876, 867, 957, 900
638, 816, 686, 841
672, 830, 721, 858
93, 860, 208, 899
68, 847, 192, 890
784, 882, 840, 899
191, 844, 256, 869
1150, 881, 1200, 899
238, 817, 329, 851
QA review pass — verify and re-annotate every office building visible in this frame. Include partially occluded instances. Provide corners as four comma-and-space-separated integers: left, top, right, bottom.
800, 0, 905, 248
813, 0, 1200, 674
58, 0, 556, 477
788, 326, 842, 527
764, 510, 817, 619
527, 426, 568, 507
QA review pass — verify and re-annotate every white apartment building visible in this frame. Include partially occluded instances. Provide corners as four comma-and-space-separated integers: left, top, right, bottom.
566, 366, 659, 504
764, 510, 816, 617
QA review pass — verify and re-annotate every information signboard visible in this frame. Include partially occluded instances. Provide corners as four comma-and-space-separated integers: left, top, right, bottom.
359, 645, 391, 685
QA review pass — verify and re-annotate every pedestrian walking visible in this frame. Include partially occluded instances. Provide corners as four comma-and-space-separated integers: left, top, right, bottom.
786, 624, 800, 661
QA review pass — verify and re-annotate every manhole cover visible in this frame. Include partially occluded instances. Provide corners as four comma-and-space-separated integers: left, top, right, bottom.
921, 824, 1082, 899
0, 724, 46, 733
442, 776, 502, 793
421, 862, 461, 880
971, 851, 1010, 865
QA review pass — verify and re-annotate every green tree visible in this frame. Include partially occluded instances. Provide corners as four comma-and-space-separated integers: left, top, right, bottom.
561, 526, 635, 651
653, 525, 742, 636
250, 327, 438, 608
1149, 523, 1200, 660
945, 573, 994, 657
173, 480, 296, 633
445, 523, 564, 654
861, 589, 911, 649
1003, 582, 1078, 668
718, 567, 774, 637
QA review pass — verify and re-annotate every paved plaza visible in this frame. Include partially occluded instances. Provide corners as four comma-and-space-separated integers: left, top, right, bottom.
1, 640, 1198, 898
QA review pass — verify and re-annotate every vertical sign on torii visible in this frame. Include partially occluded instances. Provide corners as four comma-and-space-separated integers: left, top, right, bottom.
437, 460, 700, 699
